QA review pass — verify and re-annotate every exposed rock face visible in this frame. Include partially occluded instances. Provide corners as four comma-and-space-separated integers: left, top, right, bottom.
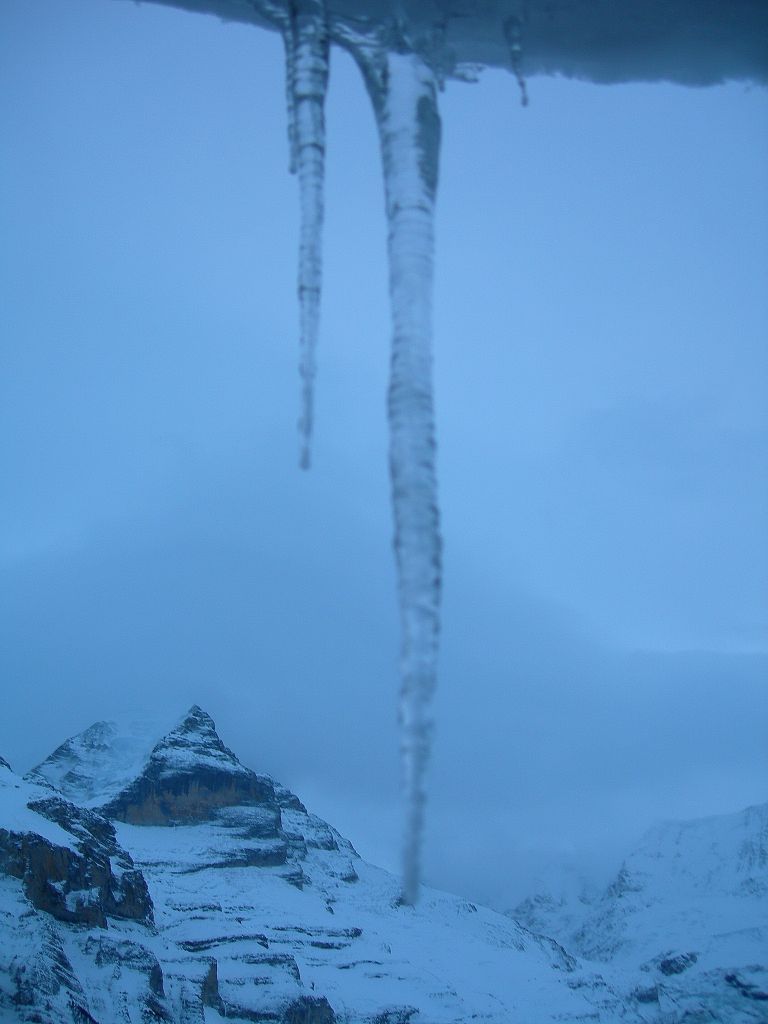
200, 957, 225, 1012
282, 995, 336, 1023
370, 1011, 418, 1024
102, 766, 276, 826
28, 795, 154, 922
0, 828, 109, 927
99, 706, 279, 825
0, 778, 153, 929
0, 760, 163, 1021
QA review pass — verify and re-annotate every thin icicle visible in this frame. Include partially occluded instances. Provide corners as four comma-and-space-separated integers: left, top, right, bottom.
504, 13, 529, 107
282, 28, 299, 175
284, 0, 330, 469
355, 42, 443, 906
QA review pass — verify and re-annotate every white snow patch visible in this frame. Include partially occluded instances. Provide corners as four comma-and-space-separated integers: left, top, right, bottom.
0, 765, 76, 850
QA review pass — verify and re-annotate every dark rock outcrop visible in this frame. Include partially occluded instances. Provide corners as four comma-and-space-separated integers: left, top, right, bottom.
100, 706, 279, 826
201, 958, 225, 1012
658, 952, 698, 976
29, 795, 154, 923
0, 828, 107, 927
371, 1009, 418, 1024
102, 766, 276, 825
0, 785, 153, 928
273, 783, 307, 814
725, 971, 768, 1002
281, 996, 336, 1024
0, 815, 153, 928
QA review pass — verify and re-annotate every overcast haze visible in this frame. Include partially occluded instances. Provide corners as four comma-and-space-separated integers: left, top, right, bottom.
1, 0, 767, 908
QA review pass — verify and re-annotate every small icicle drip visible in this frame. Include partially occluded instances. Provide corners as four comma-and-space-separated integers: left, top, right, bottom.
284, 0, 330, 469
504, 13, 529, 107
355, 42, 443, 906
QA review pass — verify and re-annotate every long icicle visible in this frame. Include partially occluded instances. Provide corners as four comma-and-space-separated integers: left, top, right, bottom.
356, 42, 443, 906
285, 0, 330, 469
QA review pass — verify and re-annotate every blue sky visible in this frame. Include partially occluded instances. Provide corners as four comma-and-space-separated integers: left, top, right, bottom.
1, 0, 767, 905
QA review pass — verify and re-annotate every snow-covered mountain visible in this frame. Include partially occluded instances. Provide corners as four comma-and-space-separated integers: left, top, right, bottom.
4, 705, 766, 1022
3, 706, 623, 1023
514, 802, 768, 1022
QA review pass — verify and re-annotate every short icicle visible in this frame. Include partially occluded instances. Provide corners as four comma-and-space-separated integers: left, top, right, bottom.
355, 41, 443, 905
284, 0, 330, 469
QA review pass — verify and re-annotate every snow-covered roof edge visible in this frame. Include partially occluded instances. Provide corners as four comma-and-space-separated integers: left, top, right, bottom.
119, 0, 768, 86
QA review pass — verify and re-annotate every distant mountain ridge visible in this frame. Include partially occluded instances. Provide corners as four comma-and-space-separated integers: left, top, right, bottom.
1, 706, 616, 1023
513, 799, 768, 1022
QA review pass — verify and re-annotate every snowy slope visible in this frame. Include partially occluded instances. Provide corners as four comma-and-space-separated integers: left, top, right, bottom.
2, 708, 625, 1023
571, 803, 768, 961
513, 802, 768, 1022
25, 720, 156, 808
1, 759, 76, 850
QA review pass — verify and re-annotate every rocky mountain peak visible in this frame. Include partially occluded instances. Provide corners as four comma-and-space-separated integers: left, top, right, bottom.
0, 756, 11, 772
99, 707, 277, 826
148, 704, 246, 776
175, 703, 215, 732
24, 705, 272, 826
